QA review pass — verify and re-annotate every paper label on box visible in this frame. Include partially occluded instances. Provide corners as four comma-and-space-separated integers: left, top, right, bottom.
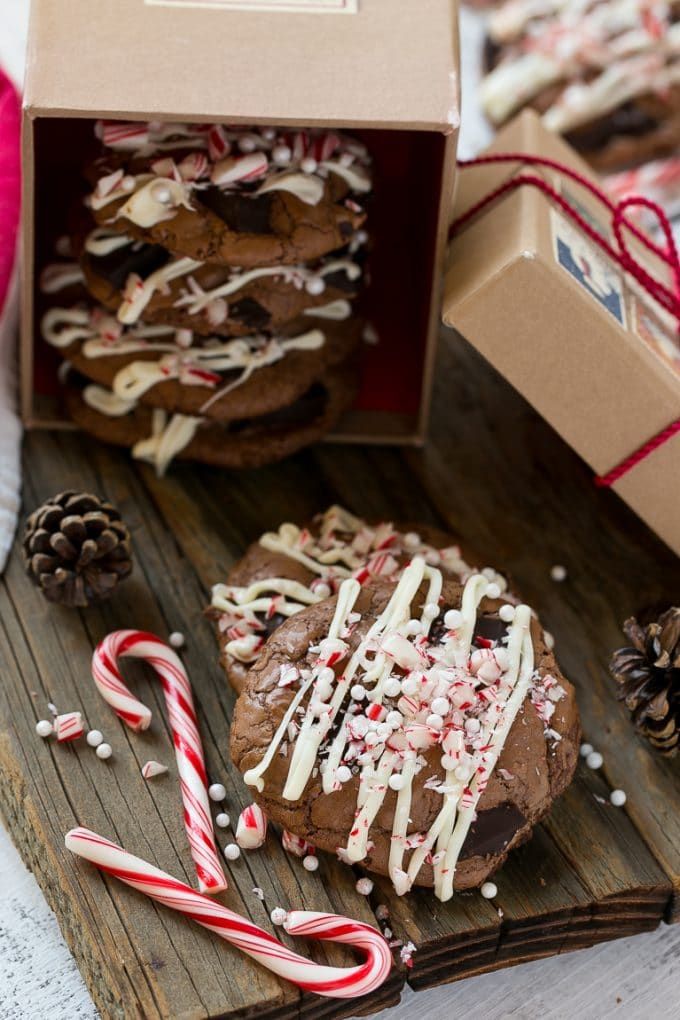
550, 208, 626, 327
630, 288, 680, 377
145, 0, 358, 11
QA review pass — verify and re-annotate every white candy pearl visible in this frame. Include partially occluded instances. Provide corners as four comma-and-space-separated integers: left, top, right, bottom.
444, 609, 462, 629
376, 724, 392, 741
610, 789, 627, 807
351, 684, 366, 701
386, 710, 403, 728
238, 136, 257, 152
499, 604, 515, 623
306, 276, 326, 296
272, 144, 292, 165
431, 697, 449, 717
426, 714, 444, 729
423, 603, 440, 620
303, 855, 319, 872
270, 907, 288, 925
151, 182, 172, 204
169, 631, 185, 649
440, 754, 456, 770
121, 175, 136, 192
300, 156, 318, 174
481, 881, 498, 899
355, 229, 369, 245
356, 877, 374, 895
586, 751, 604, 770
365, 732, 380, 747
550, 564, 567, 582
403, 532, 420, 549
314, 582, 331, 598
209, 783, 227, 801
405, 619, 422, 635
401, 676, 418, 696
580, 742, 594, 757
388, 774, 405, 791
224, 843, 241, 861
96, 743, 113, 760
215, 813, 230, 828
454, 764, 472, 782
336, 766, 352, 784
36, 720, 53, 738
486, 582, 501, 600
383, 677, 402, 698
317, 666, 335, 685
465, 718, 481, 734
86, 729, 104, 747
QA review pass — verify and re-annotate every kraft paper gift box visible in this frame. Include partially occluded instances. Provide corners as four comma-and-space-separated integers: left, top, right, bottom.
443, 110, 680, 557
20, 0, 461, 445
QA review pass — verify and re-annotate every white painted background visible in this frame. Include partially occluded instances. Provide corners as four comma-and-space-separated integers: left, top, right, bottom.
2, 3, 679, 1017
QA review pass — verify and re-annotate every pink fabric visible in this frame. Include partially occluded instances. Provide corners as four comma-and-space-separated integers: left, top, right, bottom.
0, 69, 20, 311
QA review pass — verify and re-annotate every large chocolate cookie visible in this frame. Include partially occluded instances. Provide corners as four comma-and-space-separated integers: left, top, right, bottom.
63, 358, 358, 473
86, 123, 371, 267
43, 304, 363, 423
481, 0, 680, 171
231, 561, 580, 898
79, 227, 366, 338
209, 506, 511, 694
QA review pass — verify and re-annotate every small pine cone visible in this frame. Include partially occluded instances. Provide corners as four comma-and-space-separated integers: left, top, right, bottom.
610, 608, 680, 757
22, 491, 132, 608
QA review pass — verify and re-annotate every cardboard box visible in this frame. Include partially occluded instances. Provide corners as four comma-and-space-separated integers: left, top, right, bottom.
444, 110, 680, 557
21, 0, 460, 445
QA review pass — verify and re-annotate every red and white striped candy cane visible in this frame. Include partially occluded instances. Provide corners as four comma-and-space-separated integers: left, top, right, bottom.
91, 630, 227, 894
65, 827, 392, 1000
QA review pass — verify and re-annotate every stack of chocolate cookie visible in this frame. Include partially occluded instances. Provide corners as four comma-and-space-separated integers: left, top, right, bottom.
40, 121, 372, 473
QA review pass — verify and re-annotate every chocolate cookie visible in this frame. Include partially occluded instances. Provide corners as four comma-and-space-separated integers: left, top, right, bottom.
86, 122, 371, 268
481, 0, 680, 171
62, 358, 358, 474
79, 226, 367, 338
230, 559, 580, 899
209, 506, 511, 694
42, 303, 363, 423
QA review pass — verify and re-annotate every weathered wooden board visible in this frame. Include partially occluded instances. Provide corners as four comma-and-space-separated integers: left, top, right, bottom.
1, 324, 679, 1020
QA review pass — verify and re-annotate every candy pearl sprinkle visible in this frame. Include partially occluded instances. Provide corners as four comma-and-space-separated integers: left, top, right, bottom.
303, 855, 319, 872
86, 729, 104, 747
96, 743, 113, 760
209, 783, 227, 802
610, 789, 627, 807
270, 907, 288, 926
481, 881, 498, 899
224, 843, 241, 861
586, 751, 604, 770
35, 720, 53, 738
169, 631, 185, 649
580, 743, 594, 758
215, 813, 231, 828
356, 877, 374, 896
550, 565, 567, 582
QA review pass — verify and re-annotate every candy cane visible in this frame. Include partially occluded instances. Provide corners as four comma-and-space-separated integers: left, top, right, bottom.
65, 828, 392, 1000
91, 630, 227, 894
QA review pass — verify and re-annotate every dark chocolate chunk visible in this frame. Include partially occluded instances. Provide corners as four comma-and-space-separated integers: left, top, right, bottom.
199, 187, 275, 235
474, 615, 510, 645
89, 242, 170, 291
339, 221, 354, 238
230, 297, 271, 330
459, 803, 526, 860
228, 382, 327, 435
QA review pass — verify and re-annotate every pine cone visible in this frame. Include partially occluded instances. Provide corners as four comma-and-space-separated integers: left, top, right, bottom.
22, 491, 132, 608
610, 608, 680, 757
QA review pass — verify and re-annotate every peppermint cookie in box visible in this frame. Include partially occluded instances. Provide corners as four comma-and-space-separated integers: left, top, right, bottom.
208, 505, 511, 694
230, 556, 580, 899
38, 122, 372, 473
481, 0, 680, 171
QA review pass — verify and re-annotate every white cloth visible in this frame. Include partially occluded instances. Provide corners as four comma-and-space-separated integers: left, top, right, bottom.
0, 259, 22, 570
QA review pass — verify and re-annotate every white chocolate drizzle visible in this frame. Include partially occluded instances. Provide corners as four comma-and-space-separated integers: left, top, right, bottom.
132, 409, 202, 476
242, 558, 554, 902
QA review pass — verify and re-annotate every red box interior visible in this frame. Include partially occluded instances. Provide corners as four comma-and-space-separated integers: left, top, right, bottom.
31, 120, 447, 422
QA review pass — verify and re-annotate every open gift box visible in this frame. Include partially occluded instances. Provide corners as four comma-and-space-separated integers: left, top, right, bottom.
20, 0, 460, 445
444, 110, 680, 558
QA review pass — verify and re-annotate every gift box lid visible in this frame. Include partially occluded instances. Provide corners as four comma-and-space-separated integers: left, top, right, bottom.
442, 110, 680, 557
24, 0, 460, 131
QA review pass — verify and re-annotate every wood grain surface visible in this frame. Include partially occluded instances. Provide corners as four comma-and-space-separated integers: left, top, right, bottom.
1, 325, 679, 1019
